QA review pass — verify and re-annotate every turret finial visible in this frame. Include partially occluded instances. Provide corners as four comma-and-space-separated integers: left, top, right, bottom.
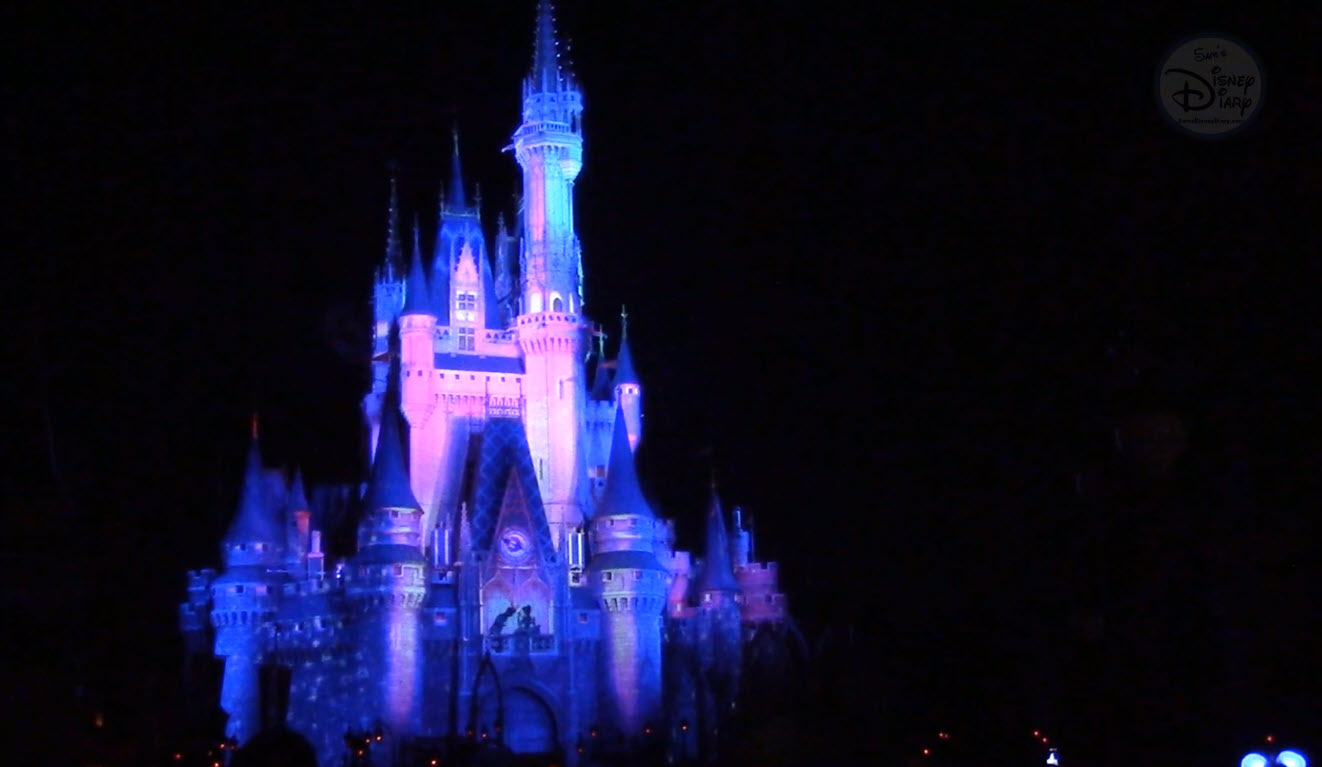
385, 162, 402, 269
449, 123, 467, 209
620, 305, 629, 341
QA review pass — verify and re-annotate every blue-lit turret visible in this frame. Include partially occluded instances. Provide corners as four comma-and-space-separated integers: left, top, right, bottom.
437, 128, 498, 346
348, 331, 427, 734
513, 0, 591, 545
693, 488, 743, 759
514, 0, 584, 315
613, 308, 642, 451
588, 406, 667, 739
212, 421, 291, 746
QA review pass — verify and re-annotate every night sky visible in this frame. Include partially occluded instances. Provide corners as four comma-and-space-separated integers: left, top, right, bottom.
8, 1, 1322, 763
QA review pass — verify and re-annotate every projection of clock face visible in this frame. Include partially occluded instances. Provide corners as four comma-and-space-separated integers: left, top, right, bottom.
499, 528, 532, 563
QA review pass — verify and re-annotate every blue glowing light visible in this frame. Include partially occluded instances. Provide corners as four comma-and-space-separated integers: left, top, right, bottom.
1242, 754, 1269, 767
1278, 750, 1307, 767
1046, 747, 1060, 764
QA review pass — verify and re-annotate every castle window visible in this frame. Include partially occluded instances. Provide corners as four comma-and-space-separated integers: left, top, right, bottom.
394, 565, 403, 576
634, 570, 643, 579
552, 296, 564, 312
235, 585, 244, 594
458, 327, 476, 351
603, 572, 612, 581
578, 612, 588, 623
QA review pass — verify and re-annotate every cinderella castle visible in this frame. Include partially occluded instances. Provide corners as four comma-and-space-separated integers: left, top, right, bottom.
178, 3, 799, 765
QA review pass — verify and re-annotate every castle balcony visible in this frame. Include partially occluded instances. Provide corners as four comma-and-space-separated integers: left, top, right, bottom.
484, 394, 524, 420
484, 633, 557, 655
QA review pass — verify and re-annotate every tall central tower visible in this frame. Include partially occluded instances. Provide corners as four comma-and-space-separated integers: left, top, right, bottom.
515, 0, 589, 545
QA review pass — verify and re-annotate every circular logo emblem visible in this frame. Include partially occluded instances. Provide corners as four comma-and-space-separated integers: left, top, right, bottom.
1157, 34, 1264, 138
499, 528, 531, 562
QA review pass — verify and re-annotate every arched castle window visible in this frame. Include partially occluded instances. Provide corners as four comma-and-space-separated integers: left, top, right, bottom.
551, 294, 563, 312
529, 292, 543, 313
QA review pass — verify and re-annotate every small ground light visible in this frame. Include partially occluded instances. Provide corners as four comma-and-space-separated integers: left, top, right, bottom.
922, 747, 931, 756
938, 732, 950, 740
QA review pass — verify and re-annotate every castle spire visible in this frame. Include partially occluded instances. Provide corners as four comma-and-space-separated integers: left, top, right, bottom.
401, 215, 432, 316
531, 0, 562, 91
288, 467, 310, 513
614, 307, 638, 387
223, 418, 284, 567
695, 486, 739, 594
384, 166, 402, 271
448, 124, 467, 209
595, 405, 653, 518
364, 324, 421, 512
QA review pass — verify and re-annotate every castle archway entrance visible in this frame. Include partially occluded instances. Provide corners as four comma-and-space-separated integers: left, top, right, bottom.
502, 687, 557, 754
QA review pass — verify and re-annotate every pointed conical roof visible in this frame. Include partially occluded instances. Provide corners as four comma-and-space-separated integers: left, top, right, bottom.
590, 355, 614, 401
288, 468, 309, 512
480, 248, 503, 329
531, 0, 562, 91
449, 125, 467, 210
595, 405, 653, 519
695, 488, 739, 593
431, 185, 453, 324
401, 217, 433, 316
614, 310, 639, 387
384, 170, 402, 271
223, 421, 285, 567
364, 325, 422, 511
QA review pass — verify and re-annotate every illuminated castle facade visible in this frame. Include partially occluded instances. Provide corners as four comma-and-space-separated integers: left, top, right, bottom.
178, 3, 794, 764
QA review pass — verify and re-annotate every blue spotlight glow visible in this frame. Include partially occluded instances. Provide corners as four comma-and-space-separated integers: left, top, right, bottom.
1277, 750, 1307, 767
1242, 754, 1269, 767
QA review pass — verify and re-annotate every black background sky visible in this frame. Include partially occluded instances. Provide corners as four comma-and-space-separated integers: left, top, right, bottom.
7, 0, 1322, 762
